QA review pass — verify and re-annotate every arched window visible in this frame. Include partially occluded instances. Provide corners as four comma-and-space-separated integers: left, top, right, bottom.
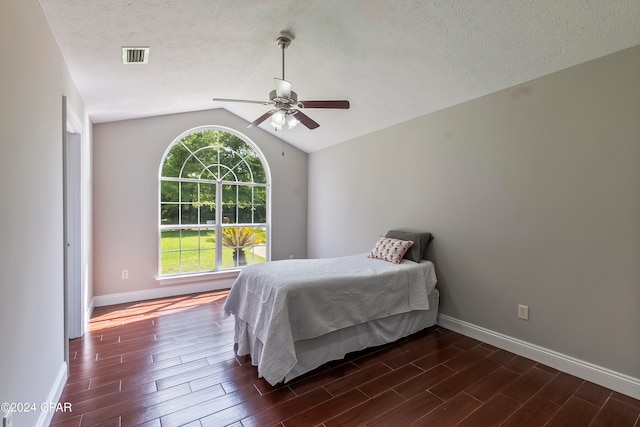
159, 127, 269, 276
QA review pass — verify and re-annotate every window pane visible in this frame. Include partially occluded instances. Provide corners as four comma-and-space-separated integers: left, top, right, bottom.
181, 131, 215, 153
222, 184, 236, 201
200, 167, 216, 181
218, 149, 241, 179
181, 182, 198, 202
237, 185, 252, 207
252, 186, 267, 223
200, 249, 215, 270
194, 147, 219, 173
230, 158, 253, 182
238, 207, 252, 224
181, 204, 198, 225
201, 230, 215, 249
199, 183, 216, 224
220, 226, 267, 269
222, 184, 237, 224
161, 204, 179, 225
161, 144, 191, 178
181, 156, 206, 179
245, 152, 266, 184
180, 250, 199, 272
160, 229, 179, 251
254, 205, 266, 223
200, 204, 215, 224
253, 186, 266, 204
246, 227, 267, 267
221, 226, 242, 268
161, 251, 180, 275
239, 184, 253, 223
199, 183, 215, 204
160, 229, 181, 274
221, 205, 236, 224
254, 226, 267, 242
246, 244, 267, 266
161, 181, 179, 203
180, 229, 199, 250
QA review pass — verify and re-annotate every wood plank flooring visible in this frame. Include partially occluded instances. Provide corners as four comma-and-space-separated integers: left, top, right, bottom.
52, 290, 640, 426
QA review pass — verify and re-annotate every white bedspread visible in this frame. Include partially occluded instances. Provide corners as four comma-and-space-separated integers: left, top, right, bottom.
223, 253, 437, 384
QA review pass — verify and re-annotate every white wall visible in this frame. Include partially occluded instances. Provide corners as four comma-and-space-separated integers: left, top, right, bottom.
92, 109, 307, 298
0, 1, 89, 426
308, 46, 640, 380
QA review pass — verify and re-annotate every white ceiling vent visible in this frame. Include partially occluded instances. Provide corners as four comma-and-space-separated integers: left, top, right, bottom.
122, 47, 149, 64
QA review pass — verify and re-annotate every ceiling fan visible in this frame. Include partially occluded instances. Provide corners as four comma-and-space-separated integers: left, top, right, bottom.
212, 32, 350, 130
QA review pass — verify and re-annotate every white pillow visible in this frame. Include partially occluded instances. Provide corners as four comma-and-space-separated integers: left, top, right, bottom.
368, 236, 414, 264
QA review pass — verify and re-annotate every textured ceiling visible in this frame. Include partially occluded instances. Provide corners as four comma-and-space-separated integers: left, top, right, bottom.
39, 0, 640, 153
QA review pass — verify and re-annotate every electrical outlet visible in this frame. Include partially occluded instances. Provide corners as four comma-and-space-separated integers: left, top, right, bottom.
3, 411, 12, 427
121, 269, 129, 279
518, 304, 529, 320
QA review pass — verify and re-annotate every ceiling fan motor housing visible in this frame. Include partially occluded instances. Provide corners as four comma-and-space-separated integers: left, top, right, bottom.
269, 90, 297, 107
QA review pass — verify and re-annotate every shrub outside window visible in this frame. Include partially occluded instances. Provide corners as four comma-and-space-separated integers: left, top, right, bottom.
159, 128, 269, 276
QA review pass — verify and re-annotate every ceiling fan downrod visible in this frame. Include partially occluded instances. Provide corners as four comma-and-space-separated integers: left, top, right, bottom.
276, 32, 293, 81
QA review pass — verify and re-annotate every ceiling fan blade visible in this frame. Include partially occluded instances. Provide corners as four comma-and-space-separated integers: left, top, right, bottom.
274, 78, 292, 99
292, 110, 320, 129
248, 110, 277, 128
297, 100, 350, 109
212, 98, 272, 105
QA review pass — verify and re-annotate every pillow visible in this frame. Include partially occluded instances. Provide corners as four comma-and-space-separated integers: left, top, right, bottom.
368, 236, 414, 264
384, 230, 433, 262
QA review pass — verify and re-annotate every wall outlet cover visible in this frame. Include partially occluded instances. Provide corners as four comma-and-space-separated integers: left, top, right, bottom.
518, 304, 529, 320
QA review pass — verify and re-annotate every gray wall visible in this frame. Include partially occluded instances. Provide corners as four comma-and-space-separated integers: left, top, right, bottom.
92, 109, 308, 297
308, 46, 640, 378
0, 1, 90, 425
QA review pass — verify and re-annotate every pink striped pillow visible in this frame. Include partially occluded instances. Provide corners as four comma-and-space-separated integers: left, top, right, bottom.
368, 236, 414, 264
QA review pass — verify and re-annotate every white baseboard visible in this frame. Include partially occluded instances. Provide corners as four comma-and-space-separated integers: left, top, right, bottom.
437, 314, 640, 400
92, 279, 235, 307
37, 362, 67, 427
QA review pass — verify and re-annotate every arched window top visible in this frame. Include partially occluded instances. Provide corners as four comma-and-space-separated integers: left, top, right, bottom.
161, 128, 267, 184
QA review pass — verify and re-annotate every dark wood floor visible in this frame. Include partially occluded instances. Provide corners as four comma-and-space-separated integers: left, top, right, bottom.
51, 290, 640, 427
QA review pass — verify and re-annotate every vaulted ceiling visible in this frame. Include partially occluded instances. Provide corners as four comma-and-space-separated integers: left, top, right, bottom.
39, 1, 640, 152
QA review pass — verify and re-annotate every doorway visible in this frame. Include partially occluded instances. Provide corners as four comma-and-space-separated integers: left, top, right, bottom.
62, 95, 85, 366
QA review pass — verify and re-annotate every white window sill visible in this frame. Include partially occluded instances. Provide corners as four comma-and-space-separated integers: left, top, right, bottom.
156, 269, 241, 286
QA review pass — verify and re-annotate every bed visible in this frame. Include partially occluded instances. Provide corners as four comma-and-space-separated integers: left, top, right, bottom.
223, 231, 438, 385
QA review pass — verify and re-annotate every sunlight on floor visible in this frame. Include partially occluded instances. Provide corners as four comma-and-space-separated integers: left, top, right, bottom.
89, 290, 229, 332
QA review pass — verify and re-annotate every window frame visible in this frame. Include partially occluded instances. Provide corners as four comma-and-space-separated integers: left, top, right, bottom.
157, 126, 271, 278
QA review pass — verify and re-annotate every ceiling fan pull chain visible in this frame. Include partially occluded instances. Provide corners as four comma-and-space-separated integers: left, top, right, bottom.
282, 128, 286, 157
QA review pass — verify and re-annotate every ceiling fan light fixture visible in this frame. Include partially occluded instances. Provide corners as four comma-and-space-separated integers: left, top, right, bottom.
286, 113, 300, 129
270, 110, 287, 129
269, 110, 300, 130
